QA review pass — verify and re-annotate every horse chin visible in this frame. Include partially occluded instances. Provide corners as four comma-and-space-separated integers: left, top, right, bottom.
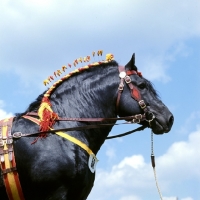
150, 119, 169, 135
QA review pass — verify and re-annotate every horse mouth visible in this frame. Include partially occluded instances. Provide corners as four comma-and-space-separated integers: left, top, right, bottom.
150, 119, 170, 134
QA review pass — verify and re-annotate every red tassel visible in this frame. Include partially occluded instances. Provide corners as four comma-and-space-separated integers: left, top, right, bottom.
40, 109, 58, 132
38, 97, 58, 132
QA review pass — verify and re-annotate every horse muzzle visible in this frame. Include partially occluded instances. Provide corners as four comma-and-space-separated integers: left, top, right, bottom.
146, 110, 174, 134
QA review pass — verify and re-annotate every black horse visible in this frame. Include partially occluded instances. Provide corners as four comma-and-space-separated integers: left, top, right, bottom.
0, 54, 173, 200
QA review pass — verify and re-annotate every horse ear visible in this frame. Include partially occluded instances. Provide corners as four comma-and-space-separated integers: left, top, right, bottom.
125, 53, 135, 70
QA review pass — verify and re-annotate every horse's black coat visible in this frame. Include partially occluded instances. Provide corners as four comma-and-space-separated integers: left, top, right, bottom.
0, 54, 173, 200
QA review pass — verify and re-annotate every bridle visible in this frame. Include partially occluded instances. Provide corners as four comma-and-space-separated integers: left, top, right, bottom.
12, 65, 155, 139
116, 65, 155, 124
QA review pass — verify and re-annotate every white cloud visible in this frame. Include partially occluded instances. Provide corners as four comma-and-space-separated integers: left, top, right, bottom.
0, 0, 199, 83
117, 155, 145, 170
163, 197, 193, 200
88, 154, 153, 200
88, 126, 200, 200
120, 195, 141, 200
181, 197, 193, 200
163, 197, 178, 200
0, 100, 13, 120
139, 55, 171, 83
166, 42, 191, 62
105, 146, 116, 160
181, 198, 194, 200
0, 109, 13, 120
177, 111, 200, 135
155, 128, 200, 181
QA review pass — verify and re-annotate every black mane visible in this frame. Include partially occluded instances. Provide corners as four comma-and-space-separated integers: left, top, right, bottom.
144, 78, 160, 98
15, 60, 159, 117
15, 60, 119, 117
15, 92, 46, 117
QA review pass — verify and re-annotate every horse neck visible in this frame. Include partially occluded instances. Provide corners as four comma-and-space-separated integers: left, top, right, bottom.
50, 65, 119, 154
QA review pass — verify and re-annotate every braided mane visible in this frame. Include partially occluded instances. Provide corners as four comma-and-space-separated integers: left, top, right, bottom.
16, 53, 116, 131
43, 59, 116, 99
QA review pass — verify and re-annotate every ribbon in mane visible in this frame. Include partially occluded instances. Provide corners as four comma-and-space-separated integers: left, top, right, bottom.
38, 51, 114, 132
38, 97, 58, 132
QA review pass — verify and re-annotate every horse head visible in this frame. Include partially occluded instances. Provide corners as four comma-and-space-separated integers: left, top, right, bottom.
117, 53, 174, 134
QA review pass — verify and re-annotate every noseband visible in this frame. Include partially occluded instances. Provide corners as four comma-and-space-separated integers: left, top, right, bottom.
116, 65, 155, 125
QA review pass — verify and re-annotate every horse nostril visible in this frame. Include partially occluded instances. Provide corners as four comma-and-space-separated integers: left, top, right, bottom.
169, 115, 174, 126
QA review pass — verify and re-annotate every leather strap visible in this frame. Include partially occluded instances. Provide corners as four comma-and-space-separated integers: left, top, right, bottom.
25, 112, 146, 122
12, 119, 147, 141
0, 118, 25, 200
116, 66, 143, 112
22, 117, 97, 160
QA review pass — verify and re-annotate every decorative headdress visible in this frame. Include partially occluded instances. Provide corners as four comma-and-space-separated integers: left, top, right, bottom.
38, 50, 115, 132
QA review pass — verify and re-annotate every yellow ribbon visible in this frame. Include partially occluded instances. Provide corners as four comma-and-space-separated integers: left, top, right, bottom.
22, 116, 96, 157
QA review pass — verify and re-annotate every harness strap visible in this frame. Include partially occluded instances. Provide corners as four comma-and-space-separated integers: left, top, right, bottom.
25, 112, 147, 123
55, 131, 94, 156
22, 116, 96, 157
22, 115, 40, 125
0, 118, 25, 200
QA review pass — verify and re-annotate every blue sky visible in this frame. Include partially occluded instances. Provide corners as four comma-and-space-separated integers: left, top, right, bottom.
0, 1, 200, 200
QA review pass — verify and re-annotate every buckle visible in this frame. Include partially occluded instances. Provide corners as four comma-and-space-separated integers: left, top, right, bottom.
132, 115, 143, 123
125, 76, 131, 84
0, 140, 4, 147
139, 100, 146, 109
118, 83, 124, 91
132, 118, 140, 123
6, 138, 13, 145
13, 132, 22, 139
146, 112, 155, 122
136, 114, 143, 119
146, 112, 155, 126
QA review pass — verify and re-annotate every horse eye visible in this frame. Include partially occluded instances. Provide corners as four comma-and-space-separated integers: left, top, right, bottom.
138, 82, 146, 89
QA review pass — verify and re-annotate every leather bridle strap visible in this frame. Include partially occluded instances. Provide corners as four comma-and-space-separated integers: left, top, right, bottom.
116, 65, 144, 112
116, 66, 126, 113
106, 124, 146, 139
25, 112, 147, 124
116, 65, 155, 124
12, 123, 121, 138
13, 115, 148, 139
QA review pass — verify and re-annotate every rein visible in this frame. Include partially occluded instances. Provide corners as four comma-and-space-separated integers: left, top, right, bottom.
13, 112, 148, 139
13, 120, 147, 140
26, 112, 147, 123
151, 131, 163, 200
